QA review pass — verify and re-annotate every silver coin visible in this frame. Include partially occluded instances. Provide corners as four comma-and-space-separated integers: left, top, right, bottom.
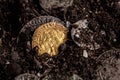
15, 73, 39, 80
96, 49, 120, 80
71, 19, 101, 50
39, 0, 73, 11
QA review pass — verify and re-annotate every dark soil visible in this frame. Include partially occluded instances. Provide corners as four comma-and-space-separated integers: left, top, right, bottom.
0, 0, 120, 80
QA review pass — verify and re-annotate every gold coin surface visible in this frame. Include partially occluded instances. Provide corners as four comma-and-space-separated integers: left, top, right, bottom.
32, 22, 68, 56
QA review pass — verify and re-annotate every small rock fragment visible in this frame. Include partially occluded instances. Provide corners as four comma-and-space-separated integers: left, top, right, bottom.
6, 61, 10, 64
83, 50, 88, 58
66, 21, 71, 28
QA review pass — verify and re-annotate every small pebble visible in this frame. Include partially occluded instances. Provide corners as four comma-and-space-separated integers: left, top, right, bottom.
66, 21, 71, 28
113, 38, 117, 42
83, 50, 88, 58
75, 34, 80, 38
6, 61, 10, 64
37, 72, 41, 77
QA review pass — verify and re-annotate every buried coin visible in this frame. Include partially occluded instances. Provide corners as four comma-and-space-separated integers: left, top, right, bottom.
32, 22, 68, 56
95, 49, 120, 80
17, 16, 65, 54
71, 19, 102, 50
15, 73, 39, 80
39, 0, 73, 11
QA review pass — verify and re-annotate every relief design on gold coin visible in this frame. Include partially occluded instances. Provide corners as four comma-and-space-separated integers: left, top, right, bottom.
32, 22, 68, 56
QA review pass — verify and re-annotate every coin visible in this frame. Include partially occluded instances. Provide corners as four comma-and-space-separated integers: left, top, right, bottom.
96, 49, 120, 80
15, 73, 39, 80
71, 19, 102, 50
32, 22, 68, 56
17, 16, 64, 52
39, 0, 73, 11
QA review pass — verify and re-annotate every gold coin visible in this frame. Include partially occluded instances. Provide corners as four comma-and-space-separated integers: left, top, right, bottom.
32, 22, 68, 56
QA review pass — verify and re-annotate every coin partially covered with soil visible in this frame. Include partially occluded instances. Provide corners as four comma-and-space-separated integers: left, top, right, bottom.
17, 16, 67, 56
95, 49, 120, 80
71, 19, 102, 50
15, 73, 39, 80
39, 0, 73, 11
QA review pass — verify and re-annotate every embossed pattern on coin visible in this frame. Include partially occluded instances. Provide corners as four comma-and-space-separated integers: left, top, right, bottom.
96, 49, 120, 80
32, 22, 68, 56
15, 73, 39, 80
17, 16, 64, 51
71, 20, 101, 50
39, 0, 73, 11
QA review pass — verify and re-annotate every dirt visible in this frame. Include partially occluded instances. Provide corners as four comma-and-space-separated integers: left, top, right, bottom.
0, 0, 120, 80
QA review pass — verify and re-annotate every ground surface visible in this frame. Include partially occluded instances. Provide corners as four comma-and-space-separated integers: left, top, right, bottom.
0, 0, 120, 80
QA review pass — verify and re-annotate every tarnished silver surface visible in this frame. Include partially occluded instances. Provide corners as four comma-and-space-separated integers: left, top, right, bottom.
15, 73, 39, 80
39, 0, 73, 11
71, 19, 101, 50
96, 49, 120, 80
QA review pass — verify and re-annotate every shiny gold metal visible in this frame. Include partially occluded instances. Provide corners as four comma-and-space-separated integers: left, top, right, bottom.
32, 22, 68, 56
